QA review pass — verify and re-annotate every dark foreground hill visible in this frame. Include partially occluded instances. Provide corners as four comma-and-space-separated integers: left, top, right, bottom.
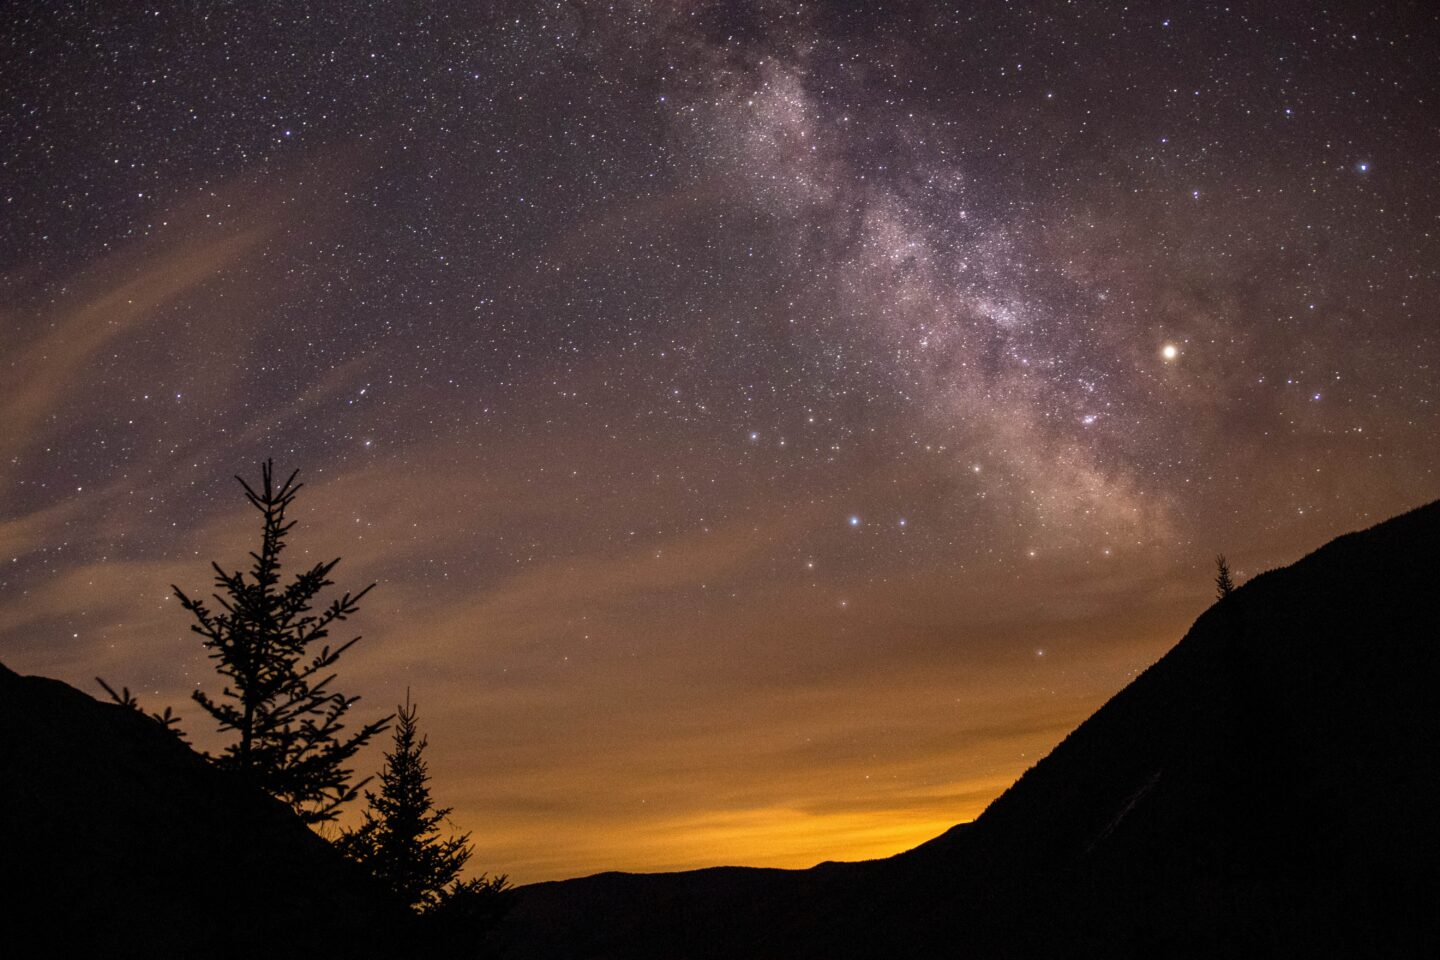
498, 501, 1440, 958
0, 664, 412, 959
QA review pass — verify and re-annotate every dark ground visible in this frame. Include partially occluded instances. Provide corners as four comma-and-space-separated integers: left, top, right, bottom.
4, 500, 1438, 958
496, 500, 1440, 958
0, 662, 411, 959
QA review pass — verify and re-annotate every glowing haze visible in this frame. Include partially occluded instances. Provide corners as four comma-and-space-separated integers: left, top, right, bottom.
3, 3, 1437, 882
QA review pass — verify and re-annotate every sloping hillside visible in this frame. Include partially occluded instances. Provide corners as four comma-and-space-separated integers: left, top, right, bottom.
498, 501, 1440, 958
0, 664, 411, 959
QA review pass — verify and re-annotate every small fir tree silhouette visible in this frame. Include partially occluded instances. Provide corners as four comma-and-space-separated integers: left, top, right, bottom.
338, 693, 490, 911
94, 678, 187, 741
425, 873, 513, 956
171, 460, 390, 822
1215, 554, 1236, 599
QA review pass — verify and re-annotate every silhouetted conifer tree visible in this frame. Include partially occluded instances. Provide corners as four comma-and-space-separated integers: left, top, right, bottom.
425, 874, 513, 957
172, 460, 391, 823
1215, 554, 1236, 599
338, 693, 496, 911
95, 678, 186, 741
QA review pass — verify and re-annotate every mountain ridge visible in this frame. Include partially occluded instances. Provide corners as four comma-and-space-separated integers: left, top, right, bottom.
0, 661, 412, 959
3, 501, 1436, 957
497, 500, 1440, 958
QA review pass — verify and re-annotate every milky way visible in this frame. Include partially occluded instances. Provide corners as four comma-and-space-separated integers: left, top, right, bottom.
3, 2, 1438, 881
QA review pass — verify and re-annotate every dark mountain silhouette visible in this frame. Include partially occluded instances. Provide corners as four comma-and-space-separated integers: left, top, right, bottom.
0, 663, 412, 959
498, 501, 1440, 958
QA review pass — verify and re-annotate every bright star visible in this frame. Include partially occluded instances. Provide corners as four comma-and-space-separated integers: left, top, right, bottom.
1161, 344, 1179, 361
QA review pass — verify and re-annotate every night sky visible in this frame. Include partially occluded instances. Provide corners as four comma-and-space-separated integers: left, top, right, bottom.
3, 2, 1438, 883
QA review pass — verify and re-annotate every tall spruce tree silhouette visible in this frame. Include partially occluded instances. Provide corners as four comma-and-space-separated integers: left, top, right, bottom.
338, 692, 492, 911
171, 460, 391, 823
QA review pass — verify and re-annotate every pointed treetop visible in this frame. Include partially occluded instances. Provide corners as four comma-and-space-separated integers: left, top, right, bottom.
1215, 554, 1236, 599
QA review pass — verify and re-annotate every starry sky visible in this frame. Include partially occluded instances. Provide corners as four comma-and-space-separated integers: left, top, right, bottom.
3, 1, 1438, 883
